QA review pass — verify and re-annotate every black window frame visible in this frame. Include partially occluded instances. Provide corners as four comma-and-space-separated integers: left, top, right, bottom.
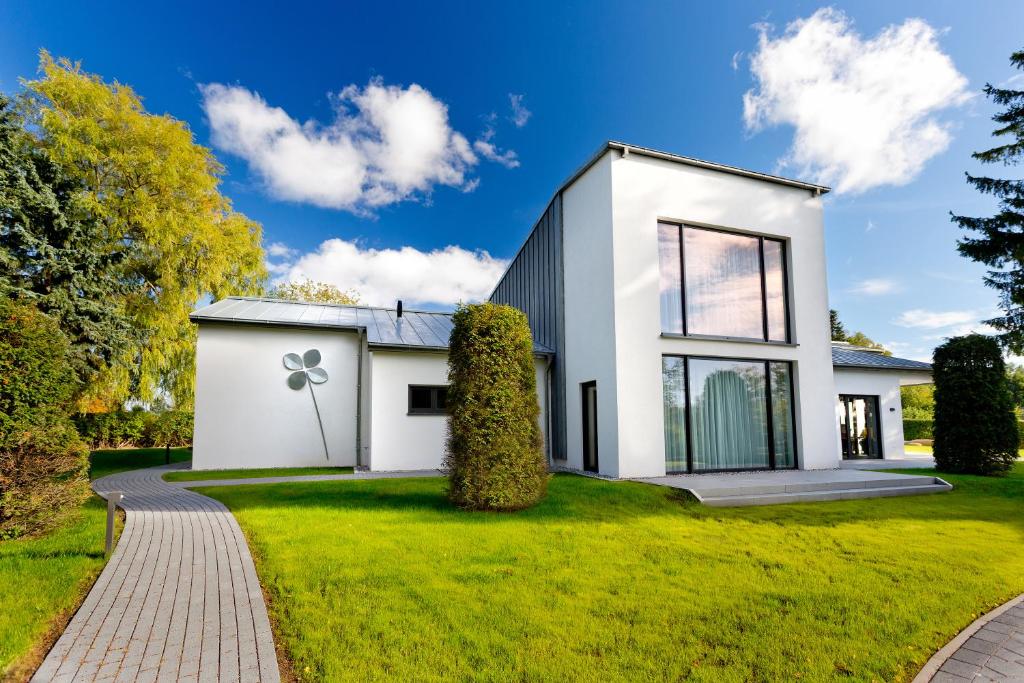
659, 222, 791, 344
407, 385, 448, 416
661, 354, 799, 474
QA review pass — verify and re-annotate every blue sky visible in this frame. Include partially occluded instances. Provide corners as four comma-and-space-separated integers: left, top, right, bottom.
1, 1, 1022, 361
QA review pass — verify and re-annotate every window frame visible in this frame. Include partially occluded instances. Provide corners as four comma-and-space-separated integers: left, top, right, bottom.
407, 385, 449, 416
659, 222, 791, 344
661, 354, 799, 474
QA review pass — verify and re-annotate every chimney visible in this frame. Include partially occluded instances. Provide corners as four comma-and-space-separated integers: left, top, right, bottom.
396, 300, 403, 318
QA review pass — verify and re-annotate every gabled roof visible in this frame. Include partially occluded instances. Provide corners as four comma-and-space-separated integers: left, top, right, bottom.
831, 344, 931, 372
190, 297, 555, 354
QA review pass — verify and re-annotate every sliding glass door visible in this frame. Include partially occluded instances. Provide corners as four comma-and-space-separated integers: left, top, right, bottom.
662, 356, 797, 472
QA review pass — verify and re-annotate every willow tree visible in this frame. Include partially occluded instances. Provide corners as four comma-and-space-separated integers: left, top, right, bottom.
23, 52, 265, 408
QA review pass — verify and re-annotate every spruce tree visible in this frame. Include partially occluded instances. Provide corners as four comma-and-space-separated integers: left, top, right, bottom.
953, 48, 1024, 351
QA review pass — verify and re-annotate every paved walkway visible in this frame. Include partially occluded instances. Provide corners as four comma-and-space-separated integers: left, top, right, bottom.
917, 595, 1024, 682
33, 465, 280, 683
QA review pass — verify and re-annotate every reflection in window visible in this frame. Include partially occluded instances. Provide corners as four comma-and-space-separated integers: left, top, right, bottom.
655, 223, 789, 342
661, 357, 687, 472
769, 361, 796, 467
658, 223, 683, 333
684, 228, 764, 339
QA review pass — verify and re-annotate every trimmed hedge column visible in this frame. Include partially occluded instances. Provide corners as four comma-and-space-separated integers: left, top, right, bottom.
933, 335, 1018, 475
445, 303, 547, 510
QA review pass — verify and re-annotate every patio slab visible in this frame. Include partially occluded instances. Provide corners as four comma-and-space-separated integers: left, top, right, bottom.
638, 468, 951, 506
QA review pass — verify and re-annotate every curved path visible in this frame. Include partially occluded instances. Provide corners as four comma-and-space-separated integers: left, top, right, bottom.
33, 465, 280, 683
915, 594, 1024, 682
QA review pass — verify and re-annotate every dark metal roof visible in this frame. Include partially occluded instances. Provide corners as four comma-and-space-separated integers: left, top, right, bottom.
190, 297, 555, 354
831, 345, 932, 372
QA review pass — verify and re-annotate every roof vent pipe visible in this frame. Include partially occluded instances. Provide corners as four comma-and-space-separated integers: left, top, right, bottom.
396, 300, 403, 318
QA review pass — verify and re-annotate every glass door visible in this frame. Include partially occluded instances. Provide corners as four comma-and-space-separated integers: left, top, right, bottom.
839, 395, 882, 459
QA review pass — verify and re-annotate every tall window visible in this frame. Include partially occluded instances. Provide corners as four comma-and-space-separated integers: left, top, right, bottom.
661, 356, 796, 472
658, 223, 789, 342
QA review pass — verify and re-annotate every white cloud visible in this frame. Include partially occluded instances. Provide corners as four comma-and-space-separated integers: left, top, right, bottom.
201, 80, 516, 213
893, 309, 980, 329
731, 51, 744, 71
266, 241, 297, 258
848, 278, 898, 295
270, 238, 508, 307
865, 219, 876, 232
473, 125, 520, 169
743, 8, 970, 194
508, 93, 531, 128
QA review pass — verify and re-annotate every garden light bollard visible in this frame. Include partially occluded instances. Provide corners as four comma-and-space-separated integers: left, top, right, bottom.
105, 491, 123, 558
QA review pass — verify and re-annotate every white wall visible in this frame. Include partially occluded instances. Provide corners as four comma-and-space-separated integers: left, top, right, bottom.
589, 149, 839, 477
193, 324, 359, 469
368, 350, 552, 471
833, 368, 922, 459
561, 153, 621, 477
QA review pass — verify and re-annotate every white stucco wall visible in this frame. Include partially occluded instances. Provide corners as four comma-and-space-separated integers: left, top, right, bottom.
568, 149, 839, 477
562, 153, 621, 477
367, 350, 551, 471
833, 368, 926, 459
192, 324, 359, 470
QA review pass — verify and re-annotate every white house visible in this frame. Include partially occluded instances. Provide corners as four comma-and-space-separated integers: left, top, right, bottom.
190, 141, 932, 475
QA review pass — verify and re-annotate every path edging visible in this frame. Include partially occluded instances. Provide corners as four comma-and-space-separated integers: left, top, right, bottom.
912, 593, 1024, 682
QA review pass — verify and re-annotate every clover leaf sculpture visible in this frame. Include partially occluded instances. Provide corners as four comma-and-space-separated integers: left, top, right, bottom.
283, 349, 330, 460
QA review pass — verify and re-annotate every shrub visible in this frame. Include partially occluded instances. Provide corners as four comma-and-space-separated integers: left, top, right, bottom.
146, 410, 193, 447
933, 335, 1018, 475
445, 303, 547, 510
0, 300, 89, 539
903, 419, 933, 441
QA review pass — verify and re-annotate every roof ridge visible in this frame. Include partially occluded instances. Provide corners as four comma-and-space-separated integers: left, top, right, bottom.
220, 295, 454, 317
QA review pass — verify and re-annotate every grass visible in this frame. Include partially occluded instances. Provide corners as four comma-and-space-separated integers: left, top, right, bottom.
203, 465, 1024, 682
0, 496, 114, 680
89, 446, 192, 480
164, 466, 353, 482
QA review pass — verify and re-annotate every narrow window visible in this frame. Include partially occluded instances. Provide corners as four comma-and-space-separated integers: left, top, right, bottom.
408, 385, 448, 415
661, 357, 688, 472
763, 240, 788, 342
657, 222, 683, 333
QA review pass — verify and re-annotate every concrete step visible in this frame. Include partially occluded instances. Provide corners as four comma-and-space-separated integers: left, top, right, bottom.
699, 479, 952, 507
693, 473, 940, 499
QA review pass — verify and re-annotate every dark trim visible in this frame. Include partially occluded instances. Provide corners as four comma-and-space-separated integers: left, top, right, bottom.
662, 354, 798, 473
758, 236, 769, 343
660, 332, 798, 347
832, 363, 932, 372
776, 239, 792, 343
581, 381, 598, 473
407, 385, 448, 416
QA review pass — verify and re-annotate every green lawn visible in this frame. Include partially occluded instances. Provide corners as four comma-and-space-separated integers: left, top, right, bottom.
89, 447, 192, 480
164, 466, 353, 482
203, 466, 1024, 682
0, 496, 112, 680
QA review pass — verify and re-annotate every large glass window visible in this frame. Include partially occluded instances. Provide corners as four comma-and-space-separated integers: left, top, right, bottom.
662, 356, 797, 472
657, 223, 789, 342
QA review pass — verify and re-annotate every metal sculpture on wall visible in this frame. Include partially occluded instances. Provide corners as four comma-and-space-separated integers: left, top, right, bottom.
283, 349, 330, 460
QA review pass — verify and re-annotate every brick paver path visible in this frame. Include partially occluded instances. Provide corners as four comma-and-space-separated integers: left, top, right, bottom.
33, 465, 280, 683
920, 595, 1024, 682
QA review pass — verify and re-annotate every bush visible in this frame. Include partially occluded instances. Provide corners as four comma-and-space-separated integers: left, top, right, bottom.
445, 303, 547, 510
0, 300, 89, 539
75, 409, 193, 448
903, 419, 933, 441
933, 335, 1018, 475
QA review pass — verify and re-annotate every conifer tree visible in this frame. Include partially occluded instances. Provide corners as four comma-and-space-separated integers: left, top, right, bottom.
954, 48, 1024, 351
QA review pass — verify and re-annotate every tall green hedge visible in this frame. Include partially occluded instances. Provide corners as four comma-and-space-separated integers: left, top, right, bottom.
0, 300, 89, 539
903, 419, 933, 441
933, 335, 1018, 475
74, 409, 193, 449
445, 303, 547, 510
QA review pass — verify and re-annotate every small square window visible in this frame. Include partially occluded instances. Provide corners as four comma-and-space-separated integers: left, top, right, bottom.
408, 385, 448, 415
